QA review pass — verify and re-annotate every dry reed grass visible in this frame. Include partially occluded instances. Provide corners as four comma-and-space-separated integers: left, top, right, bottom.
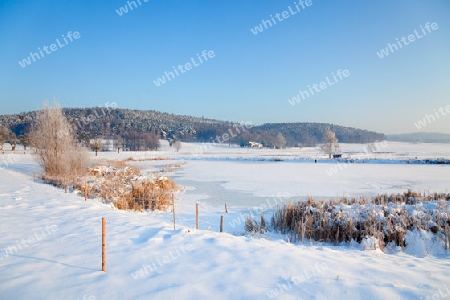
245, 190, 450, 250
87, 164, 178, 211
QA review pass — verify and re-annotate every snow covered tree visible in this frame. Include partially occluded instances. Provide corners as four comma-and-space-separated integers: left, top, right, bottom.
174, 140, 182, 152
114, 136, 124, 153
20, 133, 31, 151
31, 101, 90, 179
90, 138, 103, 156
0, 126, 10, 152
276, 132, 286, 149
8, 132, 19, 151
321, 130, 340, 158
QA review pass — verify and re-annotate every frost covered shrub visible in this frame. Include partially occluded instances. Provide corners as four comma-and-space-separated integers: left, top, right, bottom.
32, 102, 90, 183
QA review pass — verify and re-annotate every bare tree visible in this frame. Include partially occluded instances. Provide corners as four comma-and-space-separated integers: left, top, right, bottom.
8, 132, 19, 152
20, 133, 31, 151
90, 138, 103, 156
174, 140, 182, 152
141, 132, 160, 151
321, 130, 340, 159
114, 136, 124, 153
0, 126, 9, 153
28, 122, 40, 153
31, 101, 90, 179
123, 131, 140, 151
276, 132, 286, 149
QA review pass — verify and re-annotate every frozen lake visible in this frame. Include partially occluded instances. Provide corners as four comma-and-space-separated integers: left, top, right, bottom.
126, 141, 450, 210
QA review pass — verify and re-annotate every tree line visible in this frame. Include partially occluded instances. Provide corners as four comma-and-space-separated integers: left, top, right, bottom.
0, 107, 386, 151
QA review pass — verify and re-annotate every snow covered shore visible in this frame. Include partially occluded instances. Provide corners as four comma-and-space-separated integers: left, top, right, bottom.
1, 142, 449, 299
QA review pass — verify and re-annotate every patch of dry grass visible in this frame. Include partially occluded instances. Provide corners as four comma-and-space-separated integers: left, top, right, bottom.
244, 190, 450, 250
88, 165, 178, 211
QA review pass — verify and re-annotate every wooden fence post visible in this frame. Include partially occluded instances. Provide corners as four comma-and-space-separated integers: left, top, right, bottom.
220, 215, 224, 233
196, 203, 199, 230
225, 202, 228, 213
84, 181, 87, 201
445, 224, 449, 250
172, 191, 176, 230
102, 218, 106, 272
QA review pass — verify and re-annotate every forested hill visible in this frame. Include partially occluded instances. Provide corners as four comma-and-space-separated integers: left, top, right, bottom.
0, 108, 385, 147
254, 123, 386, 147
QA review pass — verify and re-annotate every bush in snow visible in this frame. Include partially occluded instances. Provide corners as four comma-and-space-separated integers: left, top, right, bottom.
31, 101, 89, 181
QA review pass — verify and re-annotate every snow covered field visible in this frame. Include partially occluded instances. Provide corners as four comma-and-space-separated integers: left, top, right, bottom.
1, 141, 450, 299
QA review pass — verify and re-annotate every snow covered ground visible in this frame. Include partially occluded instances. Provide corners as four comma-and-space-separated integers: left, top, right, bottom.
1, 141, 450, 299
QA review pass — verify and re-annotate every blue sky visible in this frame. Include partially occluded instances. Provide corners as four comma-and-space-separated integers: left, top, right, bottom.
0, 0, 449, 134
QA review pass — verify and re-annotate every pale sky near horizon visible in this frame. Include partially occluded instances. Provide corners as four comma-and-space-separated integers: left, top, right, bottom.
0, 0, 449, 134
